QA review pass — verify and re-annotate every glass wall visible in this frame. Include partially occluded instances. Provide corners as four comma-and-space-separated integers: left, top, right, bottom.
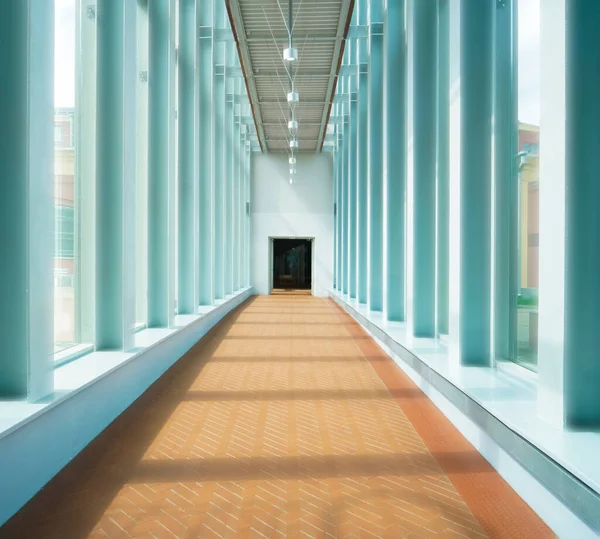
54, 0, 96, 357
0, 0, 249, 397
515, 0, 540, 370
53, 0, 78, 353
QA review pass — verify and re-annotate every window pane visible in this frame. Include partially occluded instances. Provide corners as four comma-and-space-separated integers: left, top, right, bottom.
54, 0, 77, 353
516, 0, 540, 370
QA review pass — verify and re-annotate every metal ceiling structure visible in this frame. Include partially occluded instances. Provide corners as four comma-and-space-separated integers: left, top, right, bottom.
227, 0, 354, 153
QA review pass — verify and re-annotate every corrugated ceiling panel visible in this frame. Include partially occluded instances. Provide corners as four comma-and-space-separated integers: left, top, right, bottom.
233, 0, 350, 152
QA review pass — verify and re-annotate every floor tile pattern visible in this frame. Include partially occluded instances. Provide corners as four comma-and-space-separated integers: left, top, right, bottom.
1, 296, 551, 538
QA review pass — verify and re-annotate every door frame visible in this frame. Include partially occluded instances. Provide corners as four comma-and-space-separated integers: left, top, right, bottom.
268, 236, 315, 295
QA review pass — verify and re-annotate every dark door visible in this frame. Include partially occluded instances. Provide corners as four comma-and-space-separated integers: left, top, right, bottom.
272, 239, 312, 292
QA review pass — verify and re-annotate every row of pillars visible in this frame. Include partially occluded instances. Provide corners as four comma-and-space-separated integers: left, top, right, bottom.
0, 0, 251, 400
332, 0, 600, 426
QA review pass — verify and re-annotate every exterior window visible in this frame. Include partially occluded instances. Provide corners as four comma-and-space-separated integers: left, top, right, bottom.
515, 0, 540, 370
54, 0, 82, 354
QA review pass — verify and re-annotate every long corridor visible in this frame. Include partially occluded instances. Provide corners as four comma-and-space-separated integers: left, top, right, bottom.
1, 296, 550, 538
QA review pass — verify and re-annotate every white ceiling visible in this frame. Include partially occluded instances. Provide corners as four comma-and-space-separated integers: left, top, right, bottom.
227, 0, 354, 153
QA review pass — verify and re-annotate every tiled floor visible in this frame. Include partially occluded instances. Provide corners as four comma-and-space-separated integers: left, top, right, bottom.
1, 296, 552, 538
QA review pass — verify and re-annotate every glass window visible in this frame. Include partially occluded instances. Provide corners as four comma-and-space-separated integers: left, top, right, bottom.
54, 0, 95, 355
515, 0, 540, 370
54, 0, 77, 353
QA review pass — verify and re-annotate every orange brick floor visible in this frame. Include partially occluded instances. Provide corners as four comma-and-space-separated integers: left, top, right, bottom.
1, 296, 553, 538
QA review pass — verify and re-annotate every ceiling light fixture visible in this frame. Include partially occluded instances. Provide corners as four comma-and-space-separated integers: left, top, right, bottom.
283, 0, 298, 63
289, 157, 296, 165
289, 139, 299, 149
288, 119, 299, 137
283, 47, 298, 62
287, 91, 299, 104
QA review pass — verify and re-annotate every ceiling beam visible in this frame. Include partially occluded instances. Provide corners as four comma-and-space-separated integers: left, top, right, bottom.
265, 136, 322, 141
258, 95, 350, 105
253, 72, 331, 79
226, 68, 332, 80
226, 0, 267, 152
246, 35, 342, 43
316, 0, 355, 152
242, 26, 366, 43
261, 121, 323, 126
227, 0, 354, 154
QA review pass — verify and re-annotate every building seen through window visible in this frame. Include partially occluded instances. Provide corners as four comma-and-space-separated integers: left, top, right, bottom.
54, 0, 77, 353
515, 0, 540, 370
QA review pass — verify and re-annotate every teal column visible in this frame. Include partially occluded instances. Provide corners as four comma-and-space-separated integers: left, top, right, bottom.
348, 43, 358, 299
368, 0, 384, 312
225, 78, 234, 295
0, 0, 54, 398
224, 39, 236, 296
412, 0, 438, 336
241, 128, 247, 289
238, 83, 245, 291
122, 0, 137, 351
460, 0, 494, 365
213, 1, 225, 300
178, 0, 196, 314
357, 62, 369, 304
96, 0, 124, 347
357, 0, 368, 305
239, 128, 245, 289
494, 0, 517, 356
339, 83, 346, 295
333, 140, 338, 290
336, 106, 343, 291
437, 0, 451, 335
334, 120, 344, 292
245, 140, 251, 287
336, 122, 341, 292
233, 80, 241, 292
241, 129, 247, 291
384, 0, 406, 322
564, 1, 600, 427
148, 0, 171, 326
342, 84, 349, 296
237, 129, 243, 291
198, 0, 214, 305
77, 8, 98, 345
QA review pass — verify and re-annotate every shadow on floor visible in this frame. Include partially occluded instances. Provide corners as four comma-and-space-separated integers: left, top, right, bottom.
180, 387, 426, 402
0, 296, 551, 539
128, 450, 491, 484
0, 298, 257, 539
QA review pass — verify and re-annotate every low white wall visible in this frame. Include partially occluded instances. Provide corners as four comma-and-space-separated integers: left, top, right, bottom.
251, 153, 334, 296
0, 289, 253, 526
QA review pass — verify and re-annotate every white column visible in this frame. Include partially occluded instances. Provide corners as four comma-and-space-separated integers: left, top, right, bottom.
537, 0, 565, 426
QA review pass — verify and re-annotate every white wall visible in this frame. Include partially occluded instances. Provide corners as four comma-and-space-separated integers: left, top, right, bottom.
448, 0, 462, 366
251, 153, 334, 296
